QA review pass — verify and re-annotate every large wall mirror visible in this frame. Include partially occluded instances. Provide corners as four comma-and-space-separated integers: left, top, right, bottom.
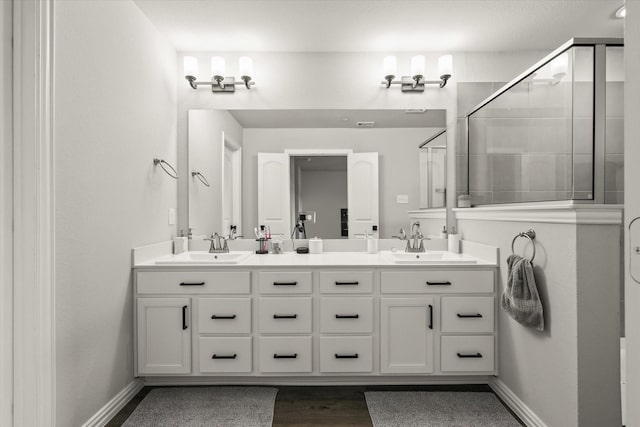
188, 109, 447, 239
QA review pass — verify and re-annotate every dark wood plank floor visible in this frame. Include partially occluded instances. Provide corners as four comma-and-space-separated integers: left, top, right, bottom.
106, 384, 525, 427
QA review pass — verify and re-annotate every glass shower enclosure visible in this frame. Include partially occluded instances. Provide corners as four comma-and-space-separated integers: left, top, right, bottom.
466, 38, 624, 205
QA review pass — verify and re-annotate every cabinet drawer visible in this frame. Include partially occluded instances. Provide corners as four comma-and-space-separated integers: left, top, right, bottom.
441, 297, 494, 333
199, 337, 252, 373
137, 271, 250, 295
258, 272, 312, 294
441, 336, 495, 373
198, 298, 251, 334
259, 336, 312, 373
259, 297, 312, 334
319, 336, 373, 373
381, 270, 493, 294
320, 297, 373, 334
319, 271, 373, 294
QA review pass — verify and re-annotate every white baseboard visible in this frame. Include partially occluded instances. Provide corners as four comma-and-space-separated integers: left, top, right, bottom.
143, 375, 491, 387
81, 378, 144, 427
490, 377, 547, 427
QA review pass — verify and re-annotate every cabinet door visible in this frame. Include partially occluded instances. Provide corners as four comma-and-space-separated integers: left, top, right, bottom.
137, 297, 191, 375
380, 298, 434, 374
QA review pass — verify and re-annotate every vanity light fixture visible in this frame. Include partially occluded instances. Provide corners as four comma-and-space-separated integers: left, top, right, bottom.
524, 52, 569, 86
615, 5, 626, 18
184, 55, 255, 92
382, 54, 452, 92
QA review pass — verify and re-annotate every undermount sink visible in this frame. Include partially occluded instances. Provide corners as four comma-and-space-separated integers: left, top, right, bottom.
155, 251, 253, 265
384, 251, 477, 264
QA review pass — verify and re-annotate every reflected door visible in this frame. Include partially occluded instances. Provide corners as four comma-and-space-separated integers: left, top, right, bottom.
347, 153, 379, 238
257, 153, 291, 236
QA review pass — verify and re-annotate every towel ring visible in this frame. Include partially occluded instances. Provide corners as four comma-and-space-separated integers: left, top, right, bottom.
191, 171, 210, 187
153, 158, 178, 179
511, 229, 536, 262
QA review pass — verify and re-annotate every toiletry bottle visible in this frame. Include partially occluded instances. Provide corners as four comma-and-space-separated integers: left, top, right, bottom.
439, 226, 447, 239
174, 230, 188, 254
448, 226, 460, 254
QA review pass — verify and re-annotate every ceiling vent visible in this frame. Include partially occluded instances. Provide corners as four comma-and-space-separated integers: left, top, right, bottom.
356, 121, 375, 128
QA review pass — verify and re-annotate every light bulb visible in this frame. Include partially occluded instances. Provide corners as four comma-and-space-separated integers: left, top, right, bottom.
411, 55, 425, 77
438, 54, 453, 77
211, 56, 226, 77
383, 56, 397, 77
239, 56, 253, 77
183, 56, 198, 77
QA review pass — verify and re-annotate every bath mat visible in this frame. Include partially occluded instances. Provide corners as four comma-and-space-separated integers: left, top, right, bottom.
364, 391, 521, 427
122, 386, 278, 427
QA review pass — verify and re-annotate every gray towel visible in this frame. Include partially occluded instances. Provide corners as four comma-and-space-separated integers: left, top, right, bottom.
502, 254, 544, 331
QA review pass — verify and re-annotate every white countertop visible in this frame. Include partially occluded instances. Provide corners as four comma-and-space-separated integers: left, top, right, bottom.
134, 250, 496, 268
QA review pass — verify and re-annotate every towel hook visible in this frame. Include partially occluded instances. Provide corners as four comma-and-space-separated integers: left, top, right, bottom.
511, 229, 536, 263
153, 158, 178, 179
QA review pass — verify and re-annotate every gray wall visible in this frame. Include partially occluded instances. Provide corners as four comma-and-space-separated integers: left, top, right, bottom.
54, 2, 177, 426
299, 169, 347, 239
242, 127, 440, 238
624, 2, 640, 425
0, 2, 12, 426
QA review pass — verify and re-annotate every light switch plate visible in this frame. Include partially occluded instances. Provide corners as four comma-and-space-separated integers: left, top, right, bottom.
168, 208, 176, 225
396, 195, 409, 204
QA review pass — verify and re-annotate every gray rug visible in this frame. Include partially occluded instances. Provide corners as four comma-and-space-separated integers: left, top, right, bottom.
122, 386, 278, 427
364, 391, 521, 427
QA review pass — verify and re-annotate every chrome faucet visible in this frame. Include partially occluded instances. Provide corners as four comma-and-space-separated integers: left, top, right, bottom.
204, 232, 229, 253
393, 228, 412, 252
406, 222, 429, 253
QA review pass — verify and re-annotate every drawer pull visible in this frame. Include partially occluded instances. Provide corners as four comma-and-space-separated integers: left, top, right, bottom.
211, 314, 237, 320
335, 281, 359, 286
182, 305, 188, 330
457, 352, 483, 358
335, 314, 359, 319
212, 354, 237, 359
273, 282, 297, 286
426, 281, 452, 286
428, 304, 433, 330
273, 353, 298, 359
456, 313, 483, 318
335, 353, 359, 359
273, 314, 297, 319
179, 281, 205, 286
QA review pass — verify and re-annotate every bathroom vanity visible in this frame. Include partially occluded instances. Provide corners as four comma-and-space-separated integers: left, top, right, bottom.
133, 245, 498, 383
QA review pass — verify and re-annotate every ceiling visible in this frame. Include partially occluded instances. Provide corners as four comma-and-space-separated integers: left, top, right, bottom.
133, 0, 623, 52
229, 109, 446, 128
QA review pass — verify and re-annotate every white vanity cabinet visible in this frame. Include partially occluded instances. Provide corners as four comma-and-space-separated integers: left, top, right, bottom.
380, 270, 497, 375
380, 297, 434, 374
136, 297, 192, 375
134, 263, 497, 380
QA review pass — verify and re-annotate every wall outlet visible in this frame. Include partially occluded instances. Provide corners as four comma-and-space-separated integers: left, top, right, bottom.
396, 195, 409, 204
168, 208, 176, 225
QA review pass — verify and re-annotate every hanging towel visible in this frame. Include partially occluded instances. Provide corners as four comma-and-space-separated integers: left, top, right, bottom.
502, 254, 544, 331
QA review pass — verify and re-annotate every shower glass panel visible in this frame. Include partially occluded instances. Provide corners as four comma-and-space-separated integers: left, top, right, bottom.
466, 39, 623, 205
605, 46, 624, 204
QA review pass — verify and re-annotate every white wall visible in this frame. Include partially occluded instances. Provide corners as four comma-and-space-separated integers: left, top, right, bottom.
188, 110, 242, 236
457, 216, 621, 426
624, 2, 640, 425
0, 1, 12, 426
54, 1, 177, 426
242, 128, 437, 238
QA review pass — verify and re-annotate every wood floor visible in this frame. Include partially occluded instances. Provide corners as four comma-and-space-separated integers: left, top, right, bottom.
106, 384, 525, 427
